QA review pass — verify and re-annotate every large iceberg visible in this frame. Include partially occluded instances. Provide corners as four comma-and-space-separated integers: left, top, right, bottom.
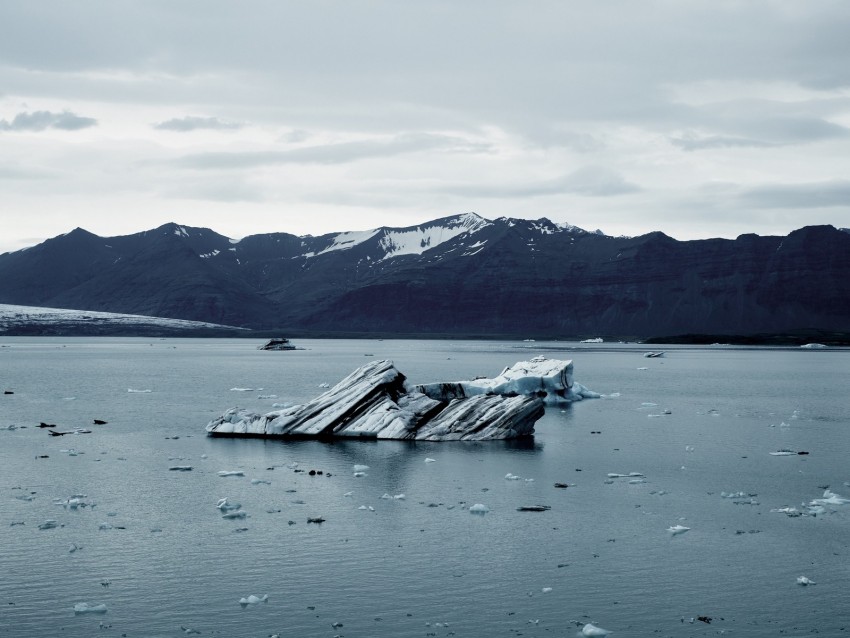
414, 355, 599, 403
206, 357, 592, 442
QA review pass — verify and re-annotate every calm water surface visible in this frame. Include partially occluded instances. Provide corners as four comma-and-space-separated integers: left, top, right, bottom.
0, 338, 848, 637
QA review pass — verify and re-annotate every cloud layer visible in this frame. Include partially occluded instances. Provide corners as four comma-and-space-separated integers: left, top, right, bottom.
0, 1, 848, 252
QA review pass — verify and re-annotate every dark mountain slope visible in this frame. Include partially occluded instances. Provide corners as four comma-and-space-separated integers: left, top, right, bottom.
0, 215, 848, 337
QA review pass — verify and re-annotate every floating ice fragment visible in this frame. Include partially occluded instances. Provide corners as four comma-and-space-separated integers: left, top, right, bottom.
38, 520, 59, 530
218, 470, 245, 477
394, 494, 405, 500
353, 464, 370, 472
222, 511, 247, 519
667, 525, 690, 536
582, 622, 612, 636
239, 594, 268, 606
343, 491, 353, 497
318, 383, 330, 388
257, 395, 277, 399
809, 489, 850, 506
74, 602, 108, 614
637, 367, 648, 371
380, 493, 391, 499
796, 576, 816, 586
628, 478, 645, 484
769, 450, 796, 456
230, 387, 258, 392
424, 458, 436, 463
358, 505, 368, 510
99, 522, 114, 530
217, 498, 241, 511
127, 388, 151, 393
353, 472, 367, 478
250, 479, 271, 485
770, 507, 802, 517
469, 504, 490, 514
505, 473, 521, 480
541, 587, 553, 593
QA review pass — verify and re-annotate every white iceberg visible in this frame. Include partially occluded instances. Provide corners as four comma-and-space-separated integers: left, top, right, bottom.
207, 359, 546, 442
800, 343, 827, 349
581, 622, 612, 636
415, 356, 599, 404
796, 576, 816, 586
469, 504, 490, 515
667, 525, 690, 536
218, 470, 245, 477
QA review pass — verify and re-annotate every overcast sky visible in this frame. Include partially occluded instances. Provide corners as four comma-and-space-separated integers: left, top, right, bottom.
2, 1, 850, 253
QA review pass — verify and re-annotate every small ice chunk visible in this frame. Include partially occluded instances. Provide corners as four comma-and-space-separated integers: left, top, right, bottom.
667, 525, 690, 536
380, 493, 392, 499
218, 470, 245, 477
393, 494, 405, 500
769, 450, 796, 456
38, 520, 59, 530
809, 489, 850, 506
353, 464, 370, 472
239, 594, 269, 606
541, 587, 553, 593
318, 383, 330, 388
74, 602, 108, 614
222, 510, 247, 519
230, 387, 257, 392
796, 576, 816, 586
469, 504, 490, 514
250, 479, 271, 485
581, 623, 612, 636
217, 498, 241, 511
127, 388, 151, 393
424, 458, 436, 463
257, 394, 278, 399
353, 472, 367, 478
343, 491, 353, 497
505, 473, 521, 480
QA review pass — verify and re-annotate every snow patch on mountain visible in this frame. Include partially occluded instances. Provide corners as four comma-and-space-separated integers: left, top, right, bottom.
379, 213, 490, 260
311, 228, 381, 258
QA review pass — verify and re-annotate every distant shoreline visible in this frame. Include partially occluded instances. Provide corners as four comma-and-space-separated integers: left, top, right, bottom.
1, 324, 848, 346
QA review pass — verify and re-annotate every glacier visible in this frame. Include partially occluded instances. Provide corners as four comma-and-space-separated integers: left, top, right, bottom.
206, 357, 595, 442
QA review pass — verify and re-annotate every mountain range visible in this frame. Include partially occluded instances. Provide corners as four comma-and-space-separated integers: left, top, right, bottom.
1, 213, 848, 339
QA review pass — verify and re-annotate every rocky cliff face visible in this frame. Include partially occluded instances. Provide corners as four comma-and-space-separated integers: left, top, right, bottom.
1, 215, 848, 337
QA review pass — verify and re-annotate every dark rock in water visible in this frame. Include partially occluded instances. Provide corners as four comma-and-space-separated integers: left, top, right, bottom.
517, 505, 552, 511
93, 419, 108, 425
554, 483, 569, 489
39, 422, 56, 428
206, 359, 548, 442
307, 517, 325, 524
3, 390, 13, 395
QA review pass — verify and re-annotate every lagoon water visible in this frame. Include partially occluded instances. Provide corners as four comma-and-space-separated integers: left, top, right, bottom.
1, 337, 848, 637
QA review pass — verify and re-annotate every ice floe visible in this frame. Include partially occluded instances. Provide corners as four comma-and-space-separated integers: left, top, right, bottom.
581, 622, 612, 636
469, 504, 490, 515
74, 602, 108, 614
796, 576, 816, 585
239, 594, 268, 606
667, 525, 690, 536
218, 470, 244, 477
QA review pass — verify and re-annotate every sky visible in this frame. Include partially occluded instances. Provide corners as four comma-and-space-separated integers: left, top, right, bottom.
2, 1, 850, 254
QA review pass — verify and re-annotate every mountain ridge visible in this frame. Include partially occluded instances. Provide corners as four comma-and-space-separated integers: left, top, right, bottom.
1, 215, 848, 338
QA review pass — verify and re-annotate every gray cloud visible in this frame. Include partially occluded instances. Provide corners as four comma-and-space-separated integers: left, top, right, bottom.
0, 110, 97, 131
174, 133, 490, 169
671, 135, 775, 151
739, 180, 850, 209
444, 167, 640, 199
153, 115, 242, 132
